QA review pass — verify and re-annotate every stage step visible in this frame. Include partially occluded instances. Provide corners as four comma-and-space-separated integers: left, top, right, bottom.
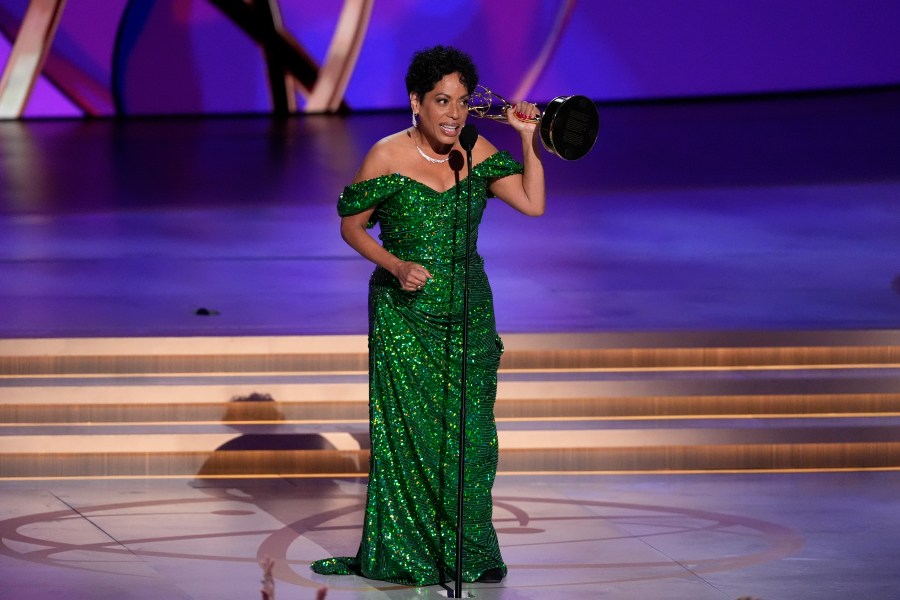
1, 331, 899, 479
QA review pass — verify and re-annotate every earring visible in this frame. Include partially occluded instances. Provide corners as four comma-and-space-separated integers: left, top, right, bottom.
412, 111, 418, 128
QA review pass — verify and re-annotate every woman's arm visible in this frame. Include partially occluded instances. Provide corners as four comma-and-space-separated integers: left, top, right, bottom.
339, 139, 432, 292
486, 101, 546, 217
340, 211, 431, 292
340, 212, 432, 292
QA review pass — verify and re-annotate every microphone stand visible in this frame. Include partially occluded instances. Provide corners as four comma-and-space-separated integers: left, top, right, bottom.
451, 125, 478, 599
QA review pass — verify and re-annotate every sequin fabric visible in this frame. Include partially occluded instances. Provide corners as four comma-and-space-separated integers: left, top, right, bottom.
311, 151, 523, 586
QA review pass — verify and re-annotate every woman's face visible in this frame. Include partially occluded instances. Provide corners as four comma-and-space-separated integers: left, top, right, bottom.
411, 72, 469, 147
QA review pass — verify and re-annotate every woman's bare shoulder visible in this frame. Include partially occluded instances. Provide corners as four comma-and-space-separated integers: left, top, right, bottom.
471, 133, 501, 163
355, 130, 411, 181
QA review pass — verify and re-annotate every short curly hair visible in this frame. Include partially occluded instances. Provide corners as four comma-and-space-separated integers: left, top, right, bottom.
405, 45, 479, 100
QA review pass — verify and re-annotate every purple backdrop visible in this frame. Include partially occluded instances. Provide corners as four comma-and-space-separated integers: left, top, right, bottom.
2, 0, 900, 118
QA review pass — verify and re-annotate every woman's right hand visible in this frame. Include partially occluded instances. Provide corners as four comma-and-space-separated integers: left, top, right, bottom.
394, 261, 432, 292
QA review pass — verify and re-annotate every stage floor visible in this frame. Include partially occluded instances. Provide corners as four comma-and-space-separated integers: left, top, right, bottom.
1, 472, 899, 600
1, 88, 898, 339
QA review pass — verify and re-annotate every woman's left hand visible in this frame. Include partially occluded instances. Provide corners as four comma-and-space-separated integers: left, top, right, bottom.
505, 100, 540, 134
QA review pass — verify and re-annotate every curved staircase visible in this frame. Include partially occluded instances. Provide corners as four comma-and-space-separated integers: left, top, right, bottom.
1, 330, 899, 480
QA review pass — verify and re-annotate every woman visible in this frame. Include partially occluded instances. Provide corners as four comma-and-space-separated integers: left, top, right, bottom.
311, 45, 545, 587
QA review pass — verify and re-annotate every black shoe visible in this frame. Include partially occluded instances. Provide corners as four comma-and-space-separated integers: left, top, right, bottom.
476, 567, 505, 583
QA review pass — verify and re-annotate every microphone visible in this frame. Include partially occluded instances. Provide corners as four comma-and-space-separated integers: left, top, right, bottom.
452, 122, 478, 600
459, 124, 478, 153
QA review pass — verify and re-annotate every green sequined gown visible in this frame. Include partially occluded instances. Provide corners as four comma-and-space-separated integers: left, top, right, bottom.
311, 151, 522, 586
